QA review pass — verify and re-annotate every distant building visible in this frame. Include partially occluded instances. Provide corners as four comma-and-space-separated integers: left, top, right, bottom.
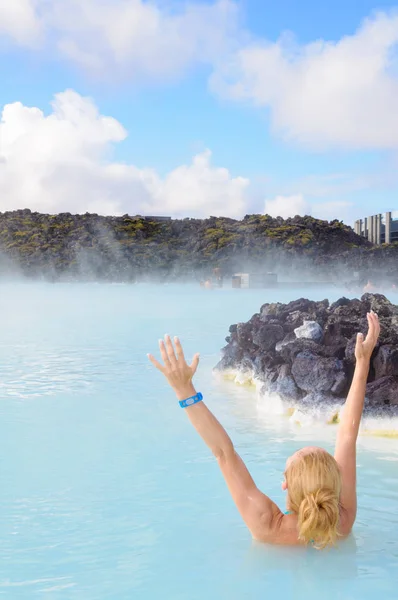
354, 212, 398, 244
232, 272, 278, 289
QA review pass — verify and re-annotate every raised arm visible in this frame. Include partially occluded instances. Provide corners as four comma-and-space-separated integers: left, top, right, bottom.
334, 311, 380, 533
148, 335, 283, 541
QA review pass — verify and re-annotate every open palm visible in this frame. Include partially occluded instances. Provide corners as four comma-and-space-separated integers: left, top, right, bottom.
355, 311, 380, 361
148, 335, 199, 395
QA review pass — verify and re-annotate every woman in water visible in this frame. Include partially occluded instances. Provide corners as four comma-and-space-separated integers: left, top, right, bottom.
148, 311, 380, 549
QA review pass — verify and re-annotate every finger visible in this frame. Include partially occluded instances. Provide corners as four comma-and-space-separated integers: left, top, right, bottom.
356, 332, 364, 348
373, 315, 381, 342
365, 312, 379, 346
159, 339, 171, 367
365, 312, 374, 339
164, 335, 177, 366
190, 353, 200, 375
369, 312, 378, 341
148, 353, 165, 372
174, 336, 186, 363
375, 313, 381, 338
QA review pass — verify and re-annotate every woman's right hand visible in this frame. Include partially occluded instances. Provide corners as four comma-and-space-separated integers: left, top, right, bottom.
355, 311, 380, 362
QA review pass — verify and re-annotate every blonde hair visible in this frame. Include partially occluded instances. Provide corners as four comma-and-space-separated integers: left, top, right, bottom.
285, 450, 342, 549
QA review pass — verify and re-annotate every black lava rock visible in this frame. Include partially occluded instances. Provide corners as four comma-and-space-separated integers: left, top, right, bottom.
215, 294, 398, 412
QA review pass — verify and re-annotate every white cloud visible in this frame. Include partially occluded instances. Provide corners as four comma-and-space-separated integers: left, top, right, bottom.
264, 194, 353, 221
55, 0, 238, 80
0, 0, 239, 81
3, 5, 398, 154
0, 90, 249, 219
0, 0, 41, 45
211, 11, 398, 150
264, 194, 310, 219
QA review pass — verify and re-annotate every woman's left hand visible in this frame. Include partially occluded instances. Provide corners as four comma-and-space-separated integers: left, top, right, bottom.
148, 336, 200, 399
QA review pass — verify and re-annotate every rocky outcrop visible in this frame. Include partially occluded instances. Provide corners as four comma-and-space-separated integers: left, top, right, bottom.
1, 209, 398, 282
215, 294, 398, 414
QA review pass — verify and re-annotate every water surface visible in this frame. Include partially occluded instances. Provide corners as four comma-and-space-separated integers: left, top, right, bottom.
0, 283, 397, 599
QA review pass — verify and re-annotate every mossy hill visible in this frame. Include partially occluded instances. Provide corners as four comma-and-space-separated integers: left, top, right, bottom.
0, 209, 396, 282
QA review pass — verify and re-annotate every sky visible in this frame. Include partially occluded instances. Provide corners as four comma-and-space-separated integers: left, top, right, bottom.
1, 0, 398, 223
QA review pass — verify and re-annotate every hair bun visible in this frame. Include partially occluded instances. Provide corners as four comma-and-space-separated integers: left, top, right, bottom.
299, 488, 340, 549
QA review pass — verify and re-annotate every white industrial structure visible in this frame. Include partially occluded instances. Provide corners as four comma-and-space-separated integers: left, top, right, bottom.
354, 212, 398, 244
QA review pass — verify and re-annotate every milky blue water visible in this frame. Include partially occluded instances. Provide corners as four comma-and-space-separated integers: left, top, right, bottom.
1, 283, 398, 599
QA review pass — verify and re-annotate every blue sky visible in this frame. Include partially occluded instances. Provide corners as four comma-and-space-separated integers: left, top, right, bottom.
1, 0, 398, 223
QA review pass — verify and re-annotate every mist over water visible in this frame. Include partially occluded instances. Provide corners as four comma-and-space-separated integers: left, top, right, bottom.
1, 282, 398, 598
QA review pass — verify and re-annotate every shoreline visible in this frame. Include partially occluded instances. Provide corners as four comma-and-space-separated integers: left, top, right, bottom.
214, 367, 398, 437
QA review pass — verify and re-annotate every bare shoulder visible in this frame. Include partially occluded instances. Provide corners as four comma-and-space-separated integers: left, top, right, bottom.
254, 512, 302, 546
253, 507, 353, 546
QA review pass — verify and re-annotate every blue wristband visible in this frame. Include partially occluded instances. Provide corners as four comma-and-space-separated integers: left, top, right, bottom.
179, 392, 203, 408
